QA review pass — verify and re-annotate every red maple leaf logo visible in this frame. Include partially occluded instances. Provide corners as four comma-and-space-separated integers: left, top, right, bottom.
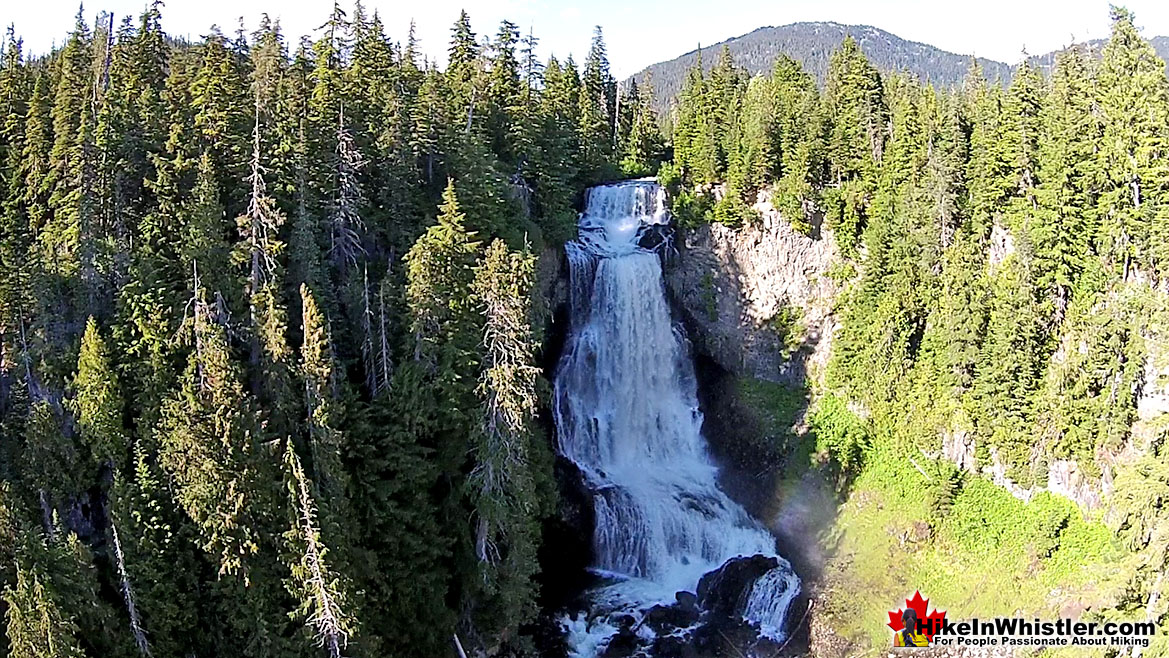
887, 591, 947, 641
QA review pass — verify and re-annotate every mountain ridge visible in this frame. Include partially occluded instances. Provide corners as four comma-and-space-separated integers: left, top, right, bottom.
628, 21, 1169, 113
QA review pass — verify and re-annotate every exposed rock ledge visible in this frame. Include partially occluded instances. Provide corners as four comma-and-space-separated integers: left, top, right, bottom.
666, 189, 841, 387
941, 430, 1110, 510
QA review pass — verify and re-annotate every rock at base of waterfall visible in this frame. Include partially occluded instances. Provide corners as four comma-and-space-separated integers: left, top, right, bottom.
599, 615, 640, 658
690, 617, 772, 656
644, 600, 701, 634
540, 458, 598, 608
696, 554, 780, 617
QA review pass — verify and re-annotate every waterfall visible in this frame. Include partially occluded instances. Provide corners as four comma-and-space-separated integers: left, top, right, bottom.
554, 180, 799, 655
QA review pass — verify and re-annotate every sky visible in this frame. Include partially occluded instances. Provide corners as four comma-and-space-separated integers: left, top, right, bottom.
4, 0, 1169, 78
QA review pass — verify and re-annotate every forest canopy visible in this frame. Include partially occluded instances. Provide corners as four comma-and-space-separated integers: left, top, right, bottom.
1, 1, 1168, 657
0, 3, 665, 657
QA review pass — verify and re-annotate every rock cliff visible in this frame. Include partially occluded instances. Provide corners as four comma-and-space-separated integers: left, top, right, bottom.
665, 190, 841, 388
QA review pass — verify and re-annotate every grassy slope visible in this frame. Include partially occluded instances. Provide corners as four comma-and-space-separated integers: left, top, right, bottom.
735, 377, 1131, 653
817, 443, 1124, 650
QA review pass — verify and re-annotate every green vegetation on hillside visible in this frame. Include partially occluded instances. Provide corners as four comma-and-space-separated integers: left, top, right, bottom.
820, 437, 1123, 650
629, 22, 1169, 116
666, 7, 1169, 654
630, 22, 1016, 115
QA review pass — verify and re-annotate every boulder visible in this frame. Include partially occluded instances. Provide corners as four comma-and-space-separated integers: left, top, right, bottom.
600, 615, 640, 658
652, 633, 703, 658
689, 617, 763, 658
643, 602, 700, 634
675, 590, 699, 612
696, 554, 780, 618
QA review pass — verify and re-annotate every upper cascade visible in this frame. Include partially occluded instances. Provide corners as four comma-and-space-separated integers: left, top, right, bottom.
576, 179, 671, 256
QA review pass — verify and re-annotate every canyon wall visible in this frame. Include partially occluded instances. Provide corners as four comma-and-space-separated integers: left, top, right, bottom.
665, 190, 841, 389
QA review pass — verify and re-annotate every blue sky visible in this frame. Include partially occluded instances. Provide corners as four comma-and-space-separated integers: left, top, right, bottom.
4, 0, 1169, 77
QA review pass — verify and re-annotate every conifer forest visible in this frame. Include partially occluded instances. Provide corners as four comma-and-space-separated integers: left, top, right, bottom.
0, 2, 1168, 657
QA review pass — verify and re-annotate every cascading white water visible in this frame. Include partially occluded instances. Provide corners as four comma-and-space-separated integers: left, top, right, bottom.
554, 180, 799, 655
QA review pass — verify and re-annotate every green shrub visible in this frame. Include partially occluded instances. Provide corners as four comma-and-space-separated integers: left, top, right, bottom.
767, 303, 805, 358
670, 189, 713, 229
737, 378, 809, 458
620, 156, 655, 178
709, 191, 756, 227
821, 181, 867, 254
772, 175, 814, 236
824, 261, 856, 285
940, 476, 1028, 555
657, 160, 682, 193
700, 272, 718, 321
811, 393, 870, 476
925, 461, 962, 521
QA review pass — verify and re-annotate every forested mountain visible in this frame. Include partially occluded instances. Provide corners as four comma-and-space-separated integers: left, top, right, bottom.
0, 4, 667, 657
629, 22, 1013, 112
629, 20, 1169, 113
1032, 33, 1169, 72
662, 6, 1169, 652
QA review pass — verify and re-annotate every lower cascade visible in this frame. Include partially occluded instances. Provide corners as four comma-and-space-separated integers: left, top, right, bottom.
553, 180, 800, 656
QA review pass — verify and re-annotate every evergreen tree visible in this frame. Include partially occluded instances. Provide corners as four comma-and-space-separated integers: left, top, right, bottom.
180, 153, 232, 300
620, 75, 666, 177
110, 447, 203, 657
486, 20, 522, 163
672, 49, 712, 184
529, 56, 581, 243
0, 8, 631, 657
405, 180, 481, 373
448, 11, 479, 87
238, 18, 297, 434
4, 564, 86, 658
21, 73, 52, 239
963, 63, 1011, 240
158, 288, 272, 577
327, 112, 366, 271
466, 239, 549, 639
298, 284, 348, 513
578, 26, 616, 182
1095, 6, 1169, 277
347, 365, 454, 656
970, 254, 1043, 483
822, 37, 886, 250
0, 27, 32, 398
1031, 45, 1100, 318
282, 444, 355, 658
190, 28, 249, 214
38, 8, 95, 376
71, 317, 125, 468
23, 401, 82, 520
829, 77, 931, 405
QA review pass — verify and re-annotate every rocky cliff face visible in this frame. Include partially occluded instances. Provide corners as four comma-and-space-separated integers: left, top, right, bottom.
665, 190, 841, 388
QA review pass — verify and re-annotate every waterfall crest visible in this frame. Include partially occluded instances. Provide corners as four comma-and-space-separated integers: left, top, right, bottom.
554, 180, 799, 655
